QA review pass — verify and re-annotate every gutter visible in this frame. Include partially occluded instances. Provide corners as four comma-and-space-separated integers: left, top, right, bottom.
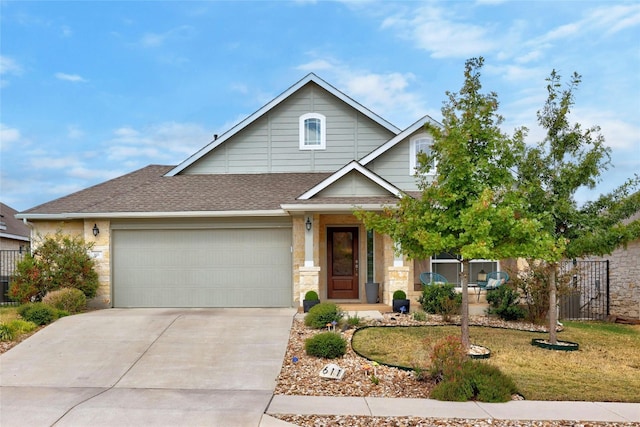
15, 210, 290, 220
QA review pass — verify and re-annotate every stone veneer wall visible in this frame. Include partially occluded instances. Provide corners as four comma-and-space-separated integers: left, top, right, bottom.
585, 239, 640, 319
30, 219, 111, 308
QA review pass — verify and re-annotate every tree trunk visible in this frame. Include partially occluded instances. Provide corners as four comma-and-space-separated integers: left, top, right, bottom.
548, 262, 558, 345
460, 259, 470, 350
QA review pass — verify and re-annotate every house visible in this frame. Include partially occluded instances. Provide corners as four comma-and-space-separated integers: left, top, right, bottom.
1, 203, 30, 251
1, 202, 30, 302
16, 74, 500, 309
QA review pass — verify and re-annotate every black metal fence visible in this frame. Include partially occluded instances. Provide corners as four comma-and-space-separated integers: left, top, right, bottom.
559, 260, 609, 320
0, 249, 28, 304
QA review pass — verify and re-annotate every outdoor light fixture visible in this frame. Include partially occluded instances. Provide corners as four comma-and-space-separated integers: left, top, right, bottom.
305, 217, 312, 231
92, 224, 100, 237
477, 269, 487, 283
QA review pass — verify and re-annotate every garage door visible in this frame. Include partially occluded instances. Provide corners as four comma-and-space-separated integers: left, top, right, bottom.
112, 227, 292, 308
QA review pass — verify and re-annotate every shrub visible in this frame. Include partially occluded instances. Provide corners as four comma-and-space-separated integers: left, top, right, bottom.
0, 319, 37, 341
304, 302, 343, 329
430, 358, 518, 403
42, 287, 87, 313
305, 332, 347, 359
428, 335, 467, 382
392, 290, 407, 300
304, 290, 319, 301
412, 310, 427, 321
418, 283, 462, 319
430, 376, 474, 401
507, 261, 573, 324
17, 303, 60, 326
486, 285, 525, 321
9, 231, 99, 303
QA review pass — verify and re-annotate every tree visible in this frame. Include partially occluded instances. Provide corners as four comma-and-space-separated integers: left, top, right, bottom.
9, 231, 99, 303
356, 58, 558, 349
516, 70, 640, 343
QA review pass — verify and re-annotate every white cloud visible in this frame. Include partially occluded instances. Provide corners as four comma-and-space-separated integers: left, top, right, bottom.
296, 59, 425, 127
0, 124, 22, 150
0, 55, 22, 75
137, 25, 194, 48
381, 5, 497, 58
55, 72, 87, 82
67, 125, 84, 139
0, 55, 23, 87
107, 121, 212, 163
60, 25, 72, 37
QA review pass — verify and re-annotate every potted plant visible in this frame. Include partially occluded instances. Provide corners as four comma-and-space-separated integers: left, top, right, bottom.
303, 290, 320, 313
392, 289, 410, 313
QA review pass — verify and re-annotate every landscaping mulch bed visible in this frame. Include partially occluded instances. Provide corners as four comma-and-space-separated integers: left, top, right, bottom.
270, 313, 635, 427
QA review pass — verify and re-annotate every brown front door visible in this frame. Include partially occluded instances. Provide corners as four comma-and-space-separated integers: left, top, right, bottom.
327, 227, 359, 299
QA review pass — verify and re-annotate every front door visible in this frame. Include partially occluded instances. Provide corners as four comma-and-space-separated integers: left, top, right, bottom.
327, 227, 359, 299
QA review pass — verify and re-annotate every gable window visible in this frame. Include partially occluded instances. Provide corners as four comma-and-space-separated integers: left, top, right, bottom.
410, 134, 435, 175
299, 113, 326, 150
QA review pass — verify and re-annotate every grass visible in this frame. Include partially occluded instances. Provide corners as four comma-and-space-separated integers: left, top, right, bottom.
351, 321, 640, 402
0, 306, 20, 323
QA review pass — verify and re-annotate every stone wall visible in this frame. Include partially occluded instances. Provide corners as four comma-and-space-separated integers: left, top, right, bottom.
31, 219, 111, 308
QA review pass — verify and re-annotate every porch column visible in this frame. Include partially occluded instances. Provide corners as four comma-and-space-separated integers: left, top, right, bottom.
304, 215, 314, 267
299, 266, 321, 307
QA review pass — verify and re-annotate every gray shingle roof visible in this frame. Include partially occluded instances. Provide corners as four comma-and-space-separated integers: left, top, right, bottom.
20, 165, 334, 216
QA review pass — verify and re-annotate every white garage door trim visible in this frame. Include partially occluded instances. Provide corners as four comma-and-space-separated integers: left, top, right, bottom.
112, 223, 292, 308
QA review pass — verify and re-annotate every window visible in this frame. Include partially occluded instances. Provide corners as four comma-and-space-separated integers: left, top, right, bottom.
366, 229, 374, 283
410, 134, 435, 175
429, 253, 498, 286
299, 113, 326, 150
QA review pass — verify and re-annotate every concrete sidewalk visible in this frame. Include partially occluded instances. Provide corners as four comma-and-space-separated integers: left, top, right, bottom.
261, 395, 640, 425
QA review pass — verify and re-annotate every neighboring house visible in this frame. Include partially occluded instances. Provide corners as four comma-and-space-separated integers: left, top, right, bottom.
582, 211, 640, 319
1, 202, 30, 302
0, 203, 30, 251
16, 74, 499, 309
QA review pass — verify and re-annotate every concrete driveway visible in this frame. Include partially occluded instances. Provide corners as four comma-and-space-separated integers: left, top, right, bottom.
0, 308, 296, 427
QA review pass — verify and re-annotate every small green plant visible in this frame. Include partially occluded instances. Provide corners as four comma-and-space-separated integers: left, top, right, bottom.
0, 324, 13, 341
304, 302, 343, 329
486, 285, 525, 321
392, 290, 407, 300
42, 287, 87, 314
305, 332, 347, 359
412, 310, 427, 321
346, 313, 361, 327
370, 374, 380, 385
0, 319, 38, 341
304, 290, 319, 301
17, 302, 60, 326
418, 283, 462, 319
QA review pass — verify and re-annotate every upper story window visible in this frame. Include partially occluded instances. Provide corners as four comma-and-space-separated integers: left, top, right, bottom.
409, 134, 435, 175
299, 113, 326, 150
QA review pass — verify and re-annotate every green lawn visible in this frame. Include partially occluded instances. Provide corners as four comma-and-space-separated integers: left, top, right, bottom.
351, 321, 640, 402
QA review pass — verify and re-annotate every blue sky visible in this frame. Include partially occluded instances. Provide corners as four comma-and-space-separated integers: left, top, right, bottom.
1, 1, 639, 212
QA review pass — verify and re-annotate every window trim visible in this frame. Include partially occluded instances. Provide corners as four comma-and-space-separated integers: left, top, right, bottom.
409, 133, 435, 175
299, 113, 326, 150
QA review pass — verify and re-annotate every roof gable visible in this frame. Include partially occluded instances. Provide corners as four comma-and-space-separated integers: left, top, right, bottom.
298, 161, 402, 200
167, 73, 401, 177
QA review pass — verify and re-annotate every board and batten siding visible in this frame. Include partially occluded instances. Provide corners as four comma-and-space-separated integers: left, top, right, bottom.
316, 171, 394, 197
365, 129, 437, 192
182, 82, 396, 174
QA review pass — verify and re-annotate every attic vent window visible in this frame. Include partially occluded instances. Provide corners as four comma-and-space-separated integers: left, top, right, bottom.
299, 113, 326, 150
